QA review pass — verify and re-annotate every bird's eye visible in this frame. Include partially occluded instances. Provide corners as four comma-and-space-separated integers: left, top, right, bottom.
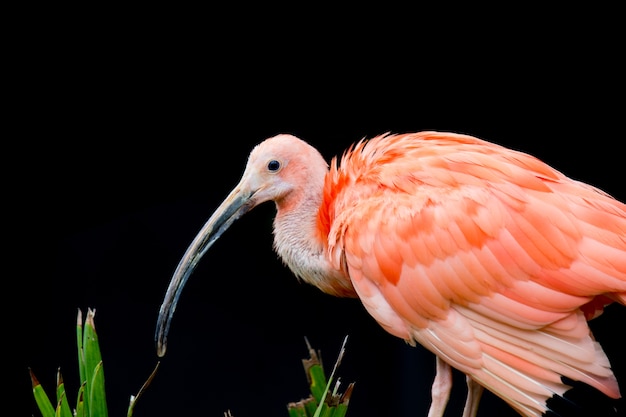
267, 160, 281, 172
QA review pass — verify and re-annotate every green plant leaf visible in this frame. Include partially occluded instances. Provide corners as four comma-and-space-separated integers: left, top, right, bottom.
127, 361, 161, 417
288, 337, 353, 417
333, 404, 349, 417
83, 309, 103, 389
287, 397, 317, 417
75, 383, 86, 417
57, 368, 73, 417
313, 336, 349, 417
305, 398, 319, 416
82, 308, 108, 417
55, 368, 73, 417
32, 308, 157, 417
89, 361, 108, 417
301, 338, 327, 405
308, 362, 327, 404
56, 391, 67, 417
30, 368, 55, 417
77, 309, 86, 382
77, 309, 88, 413
287, 403, 308, 417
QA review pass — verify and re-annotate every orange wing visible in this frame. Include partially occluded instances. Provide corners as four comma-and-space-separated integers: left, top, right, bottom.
325, 132, 626, 417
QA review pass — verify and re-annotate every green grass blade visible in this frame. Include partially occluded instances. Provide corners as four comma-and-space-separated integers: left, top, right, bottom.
30, 368, 55, 417
75, 384, 86, 417
127, 361, 160, 417
55, 391, 67, 417
77, 309, 86, 384
83, 309, 103, 389
317, 403, 333, 417
304, 397, 319, 416
83, 308, 107, 417
290, 337, 354, 417
308, 363, 327, 404
332, 404, 349, 417
313, 336, 349, 417
287, 397, 318, 417
287, 402, 309, 417
301, 337, 327, 404
89, 361, 108, 417
77, 309, 89, 414
31, 309, 148, 417
55, 369, 73, 417
332, 382, 354, 417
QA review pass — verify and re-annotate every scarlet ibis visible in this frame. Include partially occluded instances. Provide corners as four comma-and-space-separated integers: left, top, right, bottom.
156, 131, 625, 416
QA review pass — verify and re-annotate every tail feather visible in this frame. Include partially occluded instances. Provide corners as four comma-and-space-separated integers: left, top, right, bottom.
421, 306, 622, 416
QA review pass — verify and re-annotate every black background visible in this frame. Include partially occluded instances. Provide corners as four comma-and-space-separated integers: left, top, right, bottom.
9, 7, 626, 417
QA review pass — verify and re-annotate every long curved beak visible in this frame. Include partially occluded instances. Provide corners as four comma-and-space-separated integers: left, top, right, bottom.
155, 185, 255, 357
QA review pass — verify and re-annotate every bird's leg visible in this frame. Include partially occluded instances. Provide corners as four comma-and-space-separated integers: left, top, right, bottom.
461, 376, 484, 417
427, 356, 453, 417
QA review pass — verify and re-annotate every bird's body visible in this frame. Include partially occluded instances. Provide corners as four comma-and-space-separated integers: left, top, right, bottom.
156, 131, 626, 417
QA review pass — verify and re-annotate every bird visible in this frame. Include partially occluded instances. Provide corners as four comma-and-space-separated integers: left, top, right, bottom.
155, 131, 626, 417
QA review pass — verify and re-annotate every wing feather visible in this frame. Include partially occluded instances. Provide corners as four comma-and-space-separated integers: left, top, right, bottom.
425, 258, 482, 305
326, 132, 626, 416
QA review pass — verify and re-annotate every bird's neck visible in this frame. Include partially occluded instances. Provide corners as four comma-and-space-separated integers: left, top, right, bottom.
272, 181, 356, 298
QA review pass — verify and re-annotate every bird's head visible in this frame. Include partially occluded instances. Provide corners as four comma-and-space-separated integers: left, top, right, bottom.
155, 134, 327, 357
